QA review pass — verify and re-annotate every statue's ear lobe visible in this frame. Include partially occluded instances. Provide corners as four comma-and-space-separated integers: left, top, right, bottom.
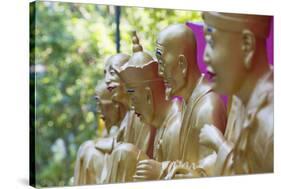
145, 87, 153, 105
241, 29, 255, 70
178, 54, 188, 75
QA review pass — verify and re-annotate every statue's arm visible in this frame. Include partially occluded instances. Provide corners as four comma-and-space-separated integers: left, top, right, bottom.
197, 102, 233, 176
196, 93, 228, 152
241, 88, 273, 174
94, 111, 130, 153
197, 92, 227, 134
256, 99, 273, 172
196, 93, 233, 176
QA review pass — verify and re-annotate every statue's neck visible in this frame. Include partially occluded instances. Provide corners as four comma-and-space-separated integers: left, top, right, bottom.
117, 103, 127, 126
151, 97, 173, 128
177, 69, 201, 102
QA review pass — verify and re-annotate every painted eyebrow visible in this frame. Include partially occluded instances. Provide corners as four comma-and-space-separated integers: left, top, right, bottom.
127, 88, 135, 93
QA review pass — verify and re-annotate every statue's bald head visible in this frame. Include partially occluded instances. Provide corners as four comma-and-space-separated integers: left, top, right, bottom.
105, 53, 130, 73
156, 24, 197, 67
156, 24, 200, 99
203, 12, 271, 39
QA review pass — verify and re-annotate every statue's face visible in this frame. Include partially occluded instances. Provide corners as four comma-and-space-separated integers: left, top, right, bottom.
104, 64, 126, 103
156, 44, 186, 99
203, 25, 247, 95
95, 95, 121, 129
127, 85, 154, 125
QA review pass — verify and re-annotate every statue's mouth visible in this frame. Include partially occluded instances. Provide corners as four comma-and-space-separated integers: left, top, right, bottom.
107, 86, 116, 92
206, 66, 216, 81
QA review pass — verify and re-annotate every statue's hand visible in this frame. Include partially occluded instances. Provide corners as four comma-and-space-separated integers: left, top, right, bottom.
133, 159, 162, 181
199, 124, 225, 152
166, 162, 207, 179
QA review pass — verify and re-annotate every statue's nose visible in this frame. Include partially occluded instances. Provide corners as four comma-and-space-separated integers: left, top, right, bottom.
105, 78, 111, 86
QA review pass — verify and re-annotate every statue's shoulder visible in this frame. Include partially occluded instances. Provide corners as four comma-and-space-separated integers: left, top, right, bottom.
192, 75, 212, 102
171, 96, 185, 114
194, 84, 225, 116
165, 98, 184, 131
246, 70, 273, 150
187, 75, 214, 113
248, 69, 273, 128
192, 74, 225, 111
192, 78, 227, 132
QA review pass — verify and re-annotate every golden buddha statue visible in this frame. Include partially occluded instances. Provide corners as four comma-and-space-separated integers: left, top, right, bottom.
104, 54, 131, 111
104, 53, 151, 153
74, 79, 126, 185
200, 12, 273, 176
74, 51, 151, 185
151, 24, 227, 178
115, 31, 184, 181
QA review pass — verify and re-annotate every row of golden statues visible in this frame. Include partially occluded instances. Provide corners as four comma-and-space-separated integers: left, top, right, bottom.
73, 12, 273, 185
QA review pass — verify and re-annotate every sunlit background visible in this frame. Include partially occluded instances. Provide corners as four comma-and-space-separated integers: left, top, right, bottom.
30, 1, 202, 187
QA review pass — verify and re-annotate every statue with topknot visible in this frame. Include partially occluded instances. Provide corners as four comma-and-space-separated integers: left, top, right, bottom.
74, 51, 151, 184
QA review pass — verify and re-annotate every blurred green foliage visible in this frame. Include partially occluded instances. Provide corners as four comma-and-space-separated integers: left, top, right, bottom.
32, 1, 201, 187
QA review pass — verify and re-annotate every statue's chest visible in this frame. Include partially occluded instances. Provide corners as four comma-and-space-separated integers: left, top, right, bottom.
153, 122, 181, 161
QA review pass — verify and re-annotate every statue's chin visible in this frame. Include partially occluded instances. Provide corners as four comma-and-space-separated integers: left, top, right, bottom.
214, 82, 232, 96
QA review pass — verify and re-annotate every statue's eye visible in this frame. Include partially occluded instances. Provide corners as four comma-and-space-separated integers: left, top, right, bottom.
207, 27, 213, 33
110, 69, 115, 76
156, 50, 162, 58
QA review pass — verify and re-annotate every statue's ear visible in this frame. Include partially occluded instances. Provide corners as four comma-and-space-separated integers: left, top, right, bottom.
178, 54, 188, 75
241, 29, 255, 70
145, 86, 153, 105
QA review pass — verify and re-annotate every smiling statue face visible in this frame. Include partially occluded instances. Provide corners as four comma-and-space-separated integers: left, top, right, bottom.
156, 44, 185, 99
127, 85, 154, 125
203, 25, 247, 95
103, 54, 130, 105
104, 64, 126, 103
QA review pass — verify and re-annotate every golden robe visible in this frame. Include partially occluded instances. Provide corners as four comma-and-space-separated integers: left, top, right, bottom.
74, 110, 150, 185
153, 97, 184, 162
216, 70, 273, 175
104, 97, 184, 182
160, 75, 227, 179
